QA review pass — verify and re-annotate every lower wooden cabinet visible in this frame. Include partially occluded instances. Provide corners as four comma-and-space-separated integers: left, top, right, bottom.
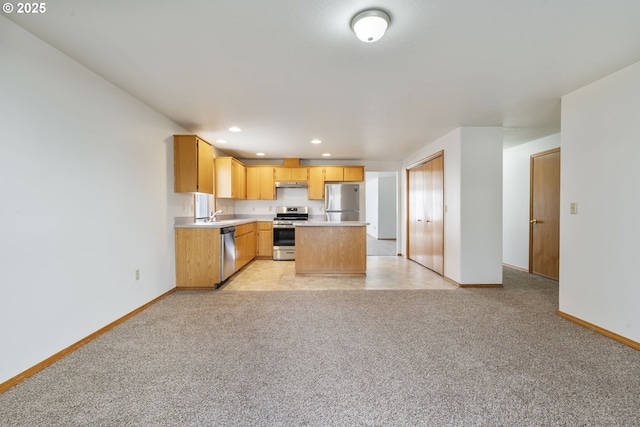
256, 221, 273, 258
175, 228, 220, 288
235, 223, 256, 271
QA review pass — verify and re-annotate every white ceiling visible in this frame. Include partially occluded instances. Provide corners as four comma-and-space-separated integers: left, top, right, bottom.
7, 1, 640, 160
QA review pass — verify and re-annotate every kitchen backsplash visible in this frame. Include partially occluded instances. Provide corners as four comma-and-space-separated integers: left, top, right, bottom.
223, 187, 325, 217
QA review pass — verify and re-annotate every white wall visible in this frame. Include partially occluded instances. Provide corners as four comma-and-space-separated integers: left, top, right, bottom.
459, 128, 504, 284
377, 175, 397, 239
365, 172, 398, 239
502, 134, 561, 270
402, 127, 503, 285
365, 175, 379, 237
0, 18, 191, 384
560, 60, 640, 343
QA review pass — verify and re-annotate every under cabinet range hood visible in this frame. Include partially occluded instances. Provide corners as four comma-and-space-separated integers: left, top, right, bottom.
275, 181, 308, 188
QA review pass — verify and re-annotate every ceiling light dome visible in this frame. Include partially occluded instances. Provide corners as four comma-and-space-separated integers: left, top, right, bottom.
351, 9, 391, 43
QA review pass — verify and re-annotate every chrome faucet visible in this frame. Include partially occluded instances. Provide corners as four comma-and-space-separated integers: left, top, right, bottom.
209, 210, 223, 222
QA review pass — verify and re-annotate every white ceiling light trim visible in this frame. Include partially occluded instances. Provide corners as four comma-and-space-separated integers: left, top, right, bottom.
229, 126, 241, 132
351, 9, 391, 43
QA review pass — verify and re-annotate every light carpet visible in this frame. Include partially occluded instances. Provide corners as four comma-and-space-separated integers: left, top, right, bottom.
1, 268, 639, 426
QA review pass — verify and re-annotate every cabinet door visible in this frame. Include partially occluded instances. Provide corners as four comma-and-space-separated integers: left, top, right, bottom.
215, 157, 233, 198
196, 139, 214, 194
308, 167, 325, 200
246, 167, 261, 200
232, 160, 246, 199
260, 167, 275, 199
174, 135, 214, 194
324, 166, 343, 181
343, 166, 364, 182
256, 222, 273, 257
291, 167, 308, 181
274, 167, 292, 181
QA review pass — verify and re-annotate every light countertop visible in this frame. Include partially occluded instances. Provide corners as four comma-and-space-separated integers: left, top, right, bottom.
175, 218, 368, 228
296, 221, 369, 227
174, 218, 271, 229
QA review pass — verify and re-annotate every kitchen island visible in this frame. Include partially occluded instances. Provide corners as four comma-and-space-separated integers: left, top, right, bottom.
295, 221, 368, 276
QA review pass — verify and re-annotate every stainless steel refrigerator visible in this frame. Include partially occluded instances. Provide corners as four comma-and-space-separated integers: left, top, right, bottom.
325, 183, 360, 221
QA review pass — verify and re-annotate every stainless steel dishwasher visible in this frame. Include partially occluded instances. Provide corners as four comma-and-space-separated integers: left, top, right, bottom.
219, 226, 236, 284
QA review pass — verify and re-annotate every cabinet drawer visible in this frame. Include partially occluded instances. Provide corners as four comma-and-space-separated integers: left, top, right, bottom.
257, 221, 273, 230
236, 222, 256, 237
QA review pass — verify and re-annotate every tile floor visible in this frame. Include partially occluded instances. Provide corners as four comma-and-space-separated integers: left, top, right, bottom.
221, 256, 458, 291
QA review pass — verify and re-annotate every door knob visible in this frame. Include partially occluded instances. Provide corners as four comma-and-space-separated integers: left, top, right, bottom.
530, 219, 538, 224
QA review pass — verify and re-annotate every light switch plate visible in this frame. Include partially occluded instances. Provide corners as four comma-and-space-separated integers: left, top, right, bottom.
570, 202, 578, 214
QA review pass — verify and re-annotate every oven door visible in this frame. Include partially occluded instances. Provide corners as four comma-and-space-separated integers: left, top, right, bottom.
273, 224, 295, 260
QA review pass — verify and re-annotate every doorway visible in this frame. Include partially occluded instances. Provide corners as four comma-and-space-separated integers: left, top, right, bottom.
529, 148, 560, 280
365, 172, 398, 256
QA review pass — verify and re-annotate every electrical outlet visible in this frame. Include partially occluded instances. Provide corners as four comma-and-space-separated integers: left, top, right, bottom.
135, 269, 140, 280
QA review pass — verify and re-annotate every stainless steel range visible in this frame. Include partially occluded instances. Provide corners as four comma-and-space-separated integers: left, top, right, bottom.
273, 206, 309, 260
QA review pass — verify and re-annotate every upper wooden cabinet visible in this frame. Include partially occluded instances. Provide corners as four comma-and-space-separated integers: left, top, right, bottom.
216, 157, 246, 199
344, 166, 365, 182
173, 135, 214, 194
307, 166, 365, 200
323, 166, 343, 181
247, 166, 275, 200
324, 166, 365, 182
274, 167, 308, 181
308, 167, 325, 200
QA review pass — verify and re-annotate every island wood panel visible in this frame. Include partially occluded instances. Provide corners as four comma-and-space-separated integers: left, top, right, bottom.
175, 228, 220, 288
295, 226, 366, 276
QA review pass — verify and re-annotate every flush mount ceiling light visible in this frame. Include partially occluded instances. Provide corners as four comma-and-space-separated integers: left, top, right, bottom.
351, 9, 391, 43
256, 152, 265, 156
311, 139, 322, 144
322, 153, 331, 157
229, 126, 241, 132
216, 139, 227, 144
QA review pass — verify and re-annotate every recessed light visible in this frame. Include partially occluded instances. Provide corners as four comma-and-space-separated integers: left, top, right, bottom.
229, 126, 241, 132
256, 152, 265, 156
322, 153, 331, 157
311, 139, 322, 144
216, 139, 227, 144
